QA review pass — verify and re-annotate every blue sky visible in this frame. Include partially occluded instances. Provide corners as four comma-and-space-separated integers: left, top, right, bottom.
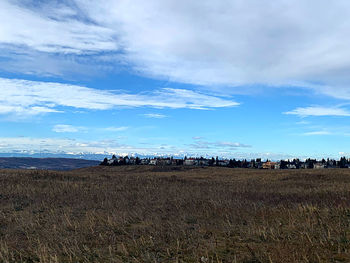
1, 0, 350, 160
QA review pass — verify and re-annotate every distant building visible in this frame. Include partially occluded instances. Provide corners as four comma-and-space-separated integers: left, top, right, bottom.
249, 160, 256, 169
217, 160, 229, 166
262, 162, 276, 169
107, 159, 115, 165
158, 158, 171, 165
149, 159, 158, 165
314, 163, 325, 169
286, 164, 297, 169
141, 159, 149, 165
101, 154, 347, 170
198, 159, 209, 166
184, 159, 197, 166
300, 163, 308, 169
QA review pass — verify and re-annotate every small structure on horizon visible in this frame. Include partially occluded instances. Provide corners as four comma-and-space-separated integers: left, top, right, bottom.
262, 161, 276, 169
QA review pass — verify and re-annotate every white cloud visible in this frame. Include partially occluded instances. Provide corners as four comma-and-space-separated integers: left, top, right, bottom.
0, 77, 239, 116
142, 113, 167, 119
0, 136, 253, 158
215, 142, 251, 148
52, 125, 81, 133
52, 125, 129, 133
284, 106, 350, 117
0, 136, 190, 156
296, 120, 310, 125
302, 131, 331, 136
0, 1, 117, 54
0, 105, 60, 115
0, 137, 127, 154
104, 126, 129, 132
2, 0, 350, 98
73, 0, 350, 94
0, 136, 339, 160
189, 140, 251, 150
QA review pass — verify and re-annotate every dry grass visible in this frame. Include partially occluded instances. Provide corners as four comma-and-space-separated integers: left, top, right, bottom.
1, 166, 350, 262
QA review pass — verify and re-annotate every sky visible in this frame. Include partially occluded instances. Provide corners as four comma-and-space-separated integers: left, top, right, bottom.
1, 0, 350, 160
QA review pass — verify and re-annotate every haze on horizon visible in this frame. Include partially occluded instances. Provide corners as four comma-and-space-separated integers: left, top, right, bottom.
1, 0, 350, 160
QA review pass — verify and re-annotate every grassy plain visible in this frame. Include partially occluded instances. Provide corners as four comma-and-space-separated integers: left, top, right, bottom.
1, 166, 350, 262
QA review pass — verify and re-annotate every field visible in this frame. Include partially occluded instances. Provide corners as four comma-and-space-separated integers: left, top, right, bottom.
1, 166, 350, 262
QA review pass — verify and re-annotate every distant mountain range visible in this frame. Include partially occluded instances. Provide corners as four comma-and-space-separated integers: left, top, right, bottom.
0, 152, 218, 160
0, 157, 100, 170
0, 152, 108, 160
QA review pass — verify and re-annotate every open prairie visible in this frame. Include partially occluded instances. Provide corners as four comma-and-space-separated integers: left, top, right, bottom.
1, 166, 350, 262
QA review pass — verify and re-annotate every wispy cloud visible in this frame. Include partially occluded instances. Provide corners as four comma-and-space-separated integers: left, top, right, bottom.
296, 120, 310, 125
215, 142, 251, 148
0, 77, 239, 117
52, 125, 130, 133
189, 139, 251, 150
0, 105, 61, 116
0, 1, 117, 54
302, 131, 331, 136
0, 136, 341, 160
52, 124, 82, 133
142, 113, 167, 119
0, 136, 189, 157
0, 136, 254, 158
284, 106, 350, 117
0, 137, 129, 155
103, 126, 129, 132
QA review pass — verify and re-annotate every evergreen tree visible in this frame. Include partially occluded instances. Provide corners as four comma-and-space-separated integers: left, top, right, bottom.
136, 157, 140, 165
229, 159, 234, 167
100, 158, 108, 166
280, 160, 288, 169
340, 157, 347, 168
209, 157, 215, 166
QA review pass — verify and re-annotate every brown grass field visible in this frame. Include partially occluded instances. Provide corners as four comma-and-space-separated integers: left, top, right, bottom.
1, 166, 350, 262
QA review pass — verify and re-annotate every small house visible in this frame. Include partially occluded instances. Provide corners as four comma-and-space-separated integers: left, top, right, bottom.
314, 163, 325, 169
262, 162, 276, 169
184, 159, 196, 166
286, 164, 297, 169
149, 159, 158, 165
141, 159, 149, 165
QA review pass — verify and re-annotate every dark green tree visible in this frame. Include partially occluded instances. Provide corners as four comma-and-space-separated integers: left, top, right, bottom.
136, 157, 140, 165
100, 158, 108, 166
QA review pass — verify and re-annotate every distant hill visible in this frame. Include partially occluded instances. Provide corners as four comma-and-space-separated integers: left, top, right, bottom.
0, 157, 100, 170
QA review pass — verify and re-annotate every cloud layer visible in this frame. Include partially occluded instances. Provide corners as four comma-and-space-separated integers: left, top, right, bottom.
0, 137, 128, 155
0, 136, 253, 158
0, 1, 117, 54
284, 106, 350, 117
0, 77, 239, 116
52, 124, 81, 133
2, 0, 350, 97
75, 0, 350, 92
302, 131, 331, 136
189, 138, 251, 150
